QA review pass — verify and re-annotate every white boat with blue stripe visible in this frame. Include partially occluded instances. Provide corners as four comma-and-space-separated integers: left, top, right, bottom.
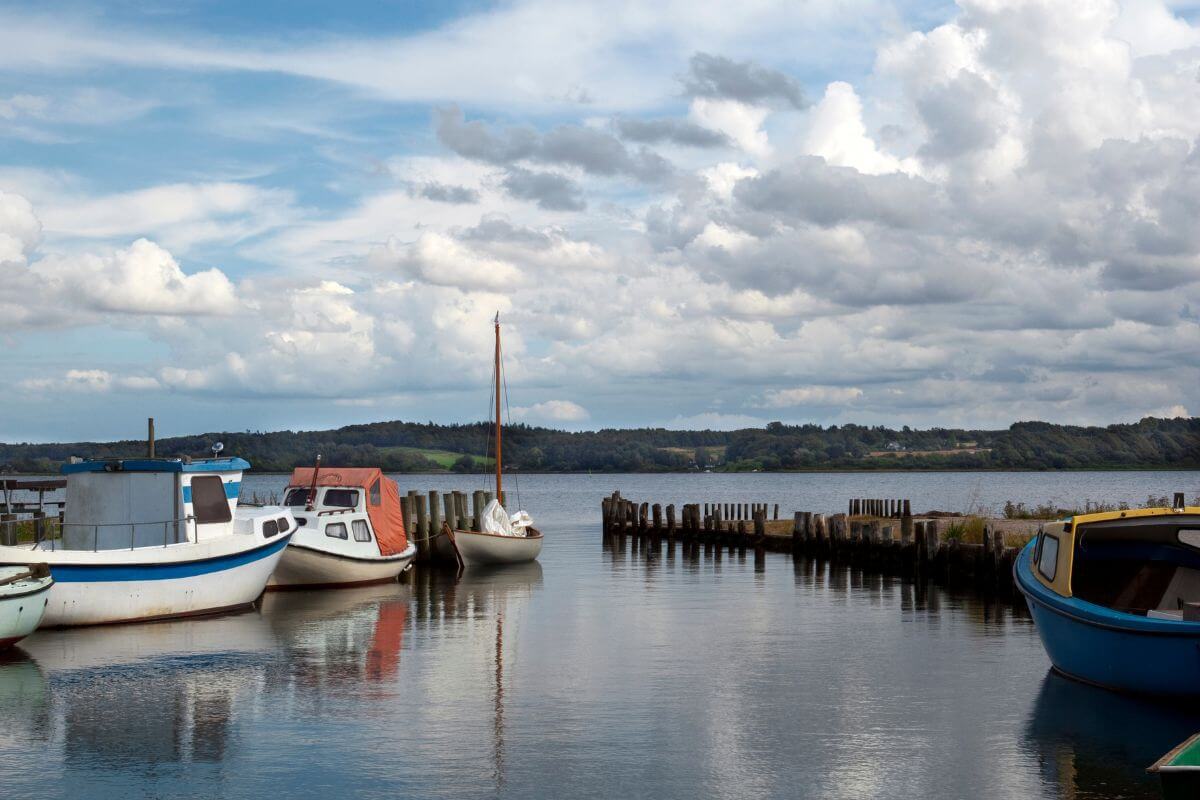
0, 455, 294, 627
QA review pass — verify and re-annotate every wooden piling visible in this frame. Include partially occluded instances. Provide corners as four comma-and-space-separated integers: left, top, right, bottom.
475, 490, 487, 532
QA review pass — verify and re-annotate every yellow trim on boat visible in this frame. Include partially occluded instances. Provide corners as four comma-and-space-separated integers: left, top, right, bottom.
1069, 505, 1200, 525
1033, 521, 1075, 597
1031, 506, 1200, 599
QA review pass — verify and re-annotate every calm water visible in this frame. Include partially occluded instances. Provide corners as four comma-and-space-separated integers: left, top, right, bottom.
2, 471, 1199, 799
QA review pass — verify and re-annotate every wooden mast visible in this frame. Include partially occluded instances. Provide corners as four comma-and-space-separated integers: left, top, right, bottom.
494, 312, 503, 503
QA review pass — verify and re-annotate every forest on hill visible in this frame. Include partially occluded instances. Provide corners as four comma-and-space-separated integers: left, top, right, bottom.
1, 417, 1196, 474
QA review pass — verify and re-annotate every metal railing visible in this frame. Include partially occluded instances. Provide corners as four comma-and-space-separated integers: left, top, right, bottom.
0, 515, 196, 552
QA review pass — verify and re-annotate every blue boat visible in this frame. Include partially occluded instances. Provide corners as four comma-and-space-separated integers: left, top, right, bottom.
1015, 500, 1200, 695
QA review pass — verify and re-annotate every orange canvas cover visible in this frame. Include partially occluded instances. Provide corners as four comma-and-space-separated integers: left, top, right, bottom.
287, 467, 409, 557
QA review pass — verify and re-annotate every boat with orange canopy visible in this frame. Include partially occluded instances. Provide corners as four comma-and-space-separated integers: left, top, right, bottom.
269, 464, 416, 589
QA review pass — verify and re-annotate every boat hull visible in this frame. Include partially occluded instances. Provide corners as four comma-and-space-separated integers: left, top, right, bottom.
451, 528, 542, 566
268, 542, 416, 589
0, 534, 291, 627
0, 573, 53, 648
1015, 541, 1200, 695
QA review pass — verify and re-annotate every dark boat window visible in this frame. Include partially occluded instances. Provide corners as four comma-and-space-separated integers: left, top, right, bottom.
352, 519, 372, 542
276, 517, 290, 533
325, 522, 348, 540
1038, 534, 1060, 581
284, 488, 311, 507
323, 489, 359, 508
191, 476, 233, 524
263, 519, 279, 538
370, 479, 381, 506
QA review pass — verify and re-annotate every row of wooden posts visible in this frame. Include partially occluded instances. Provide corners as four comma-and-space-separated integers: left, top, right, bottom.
400, 489, 502, 563
848, 498, 911, 518
601, 491, 1022, 598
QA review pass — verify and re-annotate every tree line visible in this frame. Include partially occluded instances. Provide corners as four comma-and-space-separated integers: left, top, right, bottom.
0, 417, 1195, 474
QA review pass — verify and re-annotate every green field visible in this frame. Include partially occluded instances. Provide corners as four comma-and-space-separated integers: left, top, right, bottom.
379, 446, 494, 469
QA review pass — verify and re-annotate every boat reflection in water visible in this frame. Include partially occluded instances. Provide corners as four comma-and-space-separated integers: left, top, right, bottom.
1025, 670, 1200, 799
414, 563, 544, 792
260, 582, 412, 695
0, 584, 416, 792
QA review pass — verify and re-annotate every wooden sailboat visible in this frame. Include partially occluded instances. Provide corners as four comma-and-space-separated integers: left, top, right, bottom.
447, 315, 543, 566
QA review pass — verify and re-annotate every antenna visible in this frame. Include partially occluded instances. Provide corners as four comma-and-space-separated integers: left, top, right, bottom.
211, 441, 225, 458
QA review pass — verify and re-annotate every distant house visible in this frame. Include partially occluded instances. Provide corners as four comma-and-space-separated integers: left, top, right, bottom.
886, 442, 904, 452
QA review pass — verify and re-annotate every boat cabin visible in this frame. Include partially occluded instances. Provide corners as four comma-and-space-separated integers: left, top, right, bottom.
57, 457, 277, 550
283, 468, 409, 558
1031, 506, 1200, 619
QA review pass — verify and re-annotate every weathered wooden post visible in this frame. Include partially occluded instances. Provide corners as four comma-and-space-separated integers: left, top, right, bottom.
414, 493, 429, 561
773, 503, 779, 521
443, 493, 458, 532
401, 494, 414, 536
792, 512, 803, 553
813, 514, 826, 551
901, 511, 914, 545
753, 510, 765, 543
666, 504, 676, 536
427, 490, 441, 554
639, 502, 649, 534
652, 503, 663, 533
926, 520, 940, 563
475, 490, 487, 532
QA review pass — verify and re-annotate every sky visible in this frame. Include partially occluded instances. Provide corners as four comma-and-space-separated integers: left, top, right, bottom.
0, 0, 1198, 442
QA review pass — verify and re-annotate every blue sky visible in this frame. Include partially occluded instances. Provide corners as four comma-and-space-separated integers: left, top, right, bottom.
0, 0, 1197, 442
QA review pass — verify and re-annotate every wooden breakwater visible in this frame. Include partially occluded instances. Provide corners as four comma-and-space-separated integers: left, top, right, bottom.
601, 491, 1022, 599
400, 489, 503, 564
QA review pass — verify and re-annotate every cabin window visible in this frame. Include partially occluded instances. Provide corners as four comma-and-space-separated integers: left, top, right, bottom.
191, 477, 233, 524
263, 519, 279, 538
1179, 529, 1200, 549
284, 488, 311, 507
276, 517, 290, 533
370, 479, 381, 506
323, 489, 359, 508
352, 519, 372, 542
325, 522, 348, 540
1038, 534, 1060, 582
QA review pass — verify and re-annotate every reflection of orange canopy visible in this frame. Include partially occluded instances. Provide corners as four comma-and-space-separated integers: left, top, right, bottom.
287, 467, 408, 557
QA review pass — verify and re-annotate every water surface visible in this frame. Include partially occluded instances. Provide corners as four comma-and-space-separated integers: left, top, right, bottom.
2, 471, 1199, 799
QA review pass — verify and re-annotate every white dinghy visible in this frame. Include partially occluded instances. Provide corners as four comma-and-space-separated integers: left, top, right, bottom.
447, 313, 543, 567
0, 452, 294, 627
0, 565, 52, 648
269, 463, 416, 589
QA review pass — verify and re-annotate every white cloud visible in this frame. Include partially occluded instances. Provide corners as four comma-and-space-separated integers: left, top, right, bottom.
511, 400, 591, 422
2, 1, 1200, 433
18, 369, 161, 394
34, 238, 237, 316
803, 82, 913, 175
754, 386, 865, 408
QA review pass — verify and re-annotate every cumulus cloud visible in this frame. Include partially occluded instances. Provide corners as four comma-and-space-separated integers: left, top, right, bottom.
19, 369, 159, 393
370, 232, 522, 289
3, 0, 1200, 433
614, 116, 731, 148
436, 105, 674, 183
35, 238, 237, 315
753, 386, 865, 408
511, 400, 590, 423
681, 52, 806, 108
411, 181, 480, 204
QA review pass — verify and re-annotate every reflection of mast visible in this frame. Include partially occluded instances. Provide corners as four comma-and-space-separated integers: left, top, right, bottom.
493, 611, 505, 790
